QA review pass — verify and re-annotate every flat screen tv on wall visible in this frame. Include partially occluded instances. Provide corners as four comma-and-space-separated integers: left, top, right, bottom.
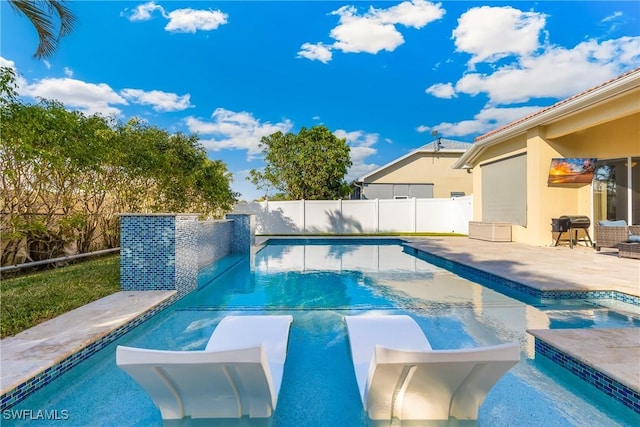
548, 158, 597, 184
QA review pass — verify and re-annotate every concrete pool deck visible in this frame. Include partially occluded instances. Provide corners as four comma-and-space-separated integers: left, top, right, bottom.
1, 291, 176, 402
1, 237, 639, 409
403, 237, 640, 399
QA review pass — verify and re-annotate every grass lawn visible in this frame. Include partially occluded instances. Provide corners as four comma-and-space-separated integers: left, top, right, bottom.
1, 255, 120, 338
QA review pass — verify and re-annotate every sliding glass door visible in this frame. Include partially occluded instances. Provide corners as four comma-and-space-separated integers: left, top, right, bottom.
593, 157, 640, 224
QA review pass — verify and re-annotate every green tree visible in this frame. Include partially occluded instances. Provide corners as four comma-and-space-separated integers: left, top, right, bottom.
0, 67, 19, 104
249, 125, 352, 200
8, 0, 78, 59
1, 68, 237, 264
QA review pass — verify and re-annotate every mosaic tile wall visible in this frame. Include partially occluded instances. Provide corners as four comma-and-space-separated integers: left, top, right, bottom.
227, 214, 256, 253
120, 214, 200, 293
121, 214, 255, 293
198, 220, 233, 268
174, 215, 200, 295
534, 338, 640, 414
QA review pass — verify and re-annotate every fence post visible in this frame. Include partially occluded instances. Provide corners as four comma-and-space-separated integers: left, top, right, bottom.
301, 199, 306, 234
338, 199, 343, 234
375, 198, 380, 233
412, 197, 417, 232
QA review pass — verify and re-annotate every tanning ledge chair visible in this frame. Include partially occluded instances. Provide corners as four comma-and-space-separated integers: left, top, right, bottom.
344, 315, 520, 421
116, 315, 293, 420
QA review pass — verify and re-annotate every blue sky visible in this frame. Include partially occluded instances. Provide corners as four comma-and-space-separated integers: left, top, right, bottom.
2, 1, 639, 201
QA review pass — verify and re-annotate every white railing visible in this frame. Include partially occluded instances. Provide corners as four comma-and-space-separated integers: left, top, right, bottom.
232, 196, 473, 235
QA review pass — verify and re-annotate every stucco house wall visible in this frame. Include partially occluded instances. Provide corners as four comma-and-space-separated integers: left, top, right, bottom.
457, 68, 640, 246
356, 140, 473, 199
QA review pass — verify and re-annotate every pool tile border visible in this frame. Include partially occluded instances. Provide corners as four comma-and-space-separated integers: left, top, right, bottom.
404, 244, 640, 306
534, 339, 640, 414
0, 294, 179, 411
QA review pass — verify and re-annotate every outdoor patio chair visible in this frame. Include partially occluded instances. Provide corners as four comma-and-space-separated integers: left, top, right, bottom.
116, 315, 293, 420
344, 315, 520, 421
594, 220, 640, 251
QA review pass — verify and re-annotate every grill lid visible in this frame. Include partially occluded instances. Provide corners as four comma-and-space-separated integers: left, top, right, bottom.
559, 215, 591, 228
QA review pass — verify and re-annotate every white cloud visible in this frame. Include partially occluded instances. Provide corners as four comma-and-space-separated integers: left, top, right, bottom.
165, 8, 228, 33
0, 57, 16, 69
454, 37, 639, 104
334, 129, 381, 181
186, 108, 293, 159
125, 1, 166, 22
3, 58, 201, 117
300, 0, 444, 62
335, 129, 378, 148
416, 125, 430, 133
330, 7, 404, 54
121, 88, 192, 112
348, 161, 380, 182
23, 78, 127, 116
424, 3, 640, 138
349, 145, 378, 164
602, 11, 623, 22
43, 60, 51, 69
453, 6, 546, 67
124, 2, 228, 33
376, 0, 445, 28
431, 105, 543, 137
298, 43, 333, 63
425, 82, 455, 99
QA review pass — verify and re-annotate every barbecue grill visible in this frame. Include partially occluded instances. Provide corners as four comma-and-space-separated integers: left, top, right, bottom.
552, 215, 593, 248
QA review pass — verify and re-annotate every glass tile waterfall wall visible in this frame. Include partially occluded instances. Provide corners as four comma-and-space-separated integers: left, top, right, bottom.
120, 213, 255, 296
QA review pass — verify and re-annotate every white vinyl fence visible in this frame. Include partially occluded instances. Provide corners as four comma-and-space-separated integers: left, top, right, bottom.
232, 196, 473, 235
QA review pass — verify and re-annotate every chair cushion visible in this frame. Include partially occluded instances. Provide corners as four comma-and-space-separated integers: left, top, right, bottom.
598, 219, 628, 227
628, 235, 640, 243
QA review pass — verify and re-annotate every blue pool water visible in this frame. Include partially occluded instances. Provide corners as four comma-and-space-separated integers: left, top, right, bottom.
6, 241, 640, 426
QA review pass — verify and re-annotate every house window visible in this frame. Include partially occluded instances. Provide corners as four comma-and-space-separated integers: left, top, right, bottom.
451, 192, 465, 197
394, 196, 409, 199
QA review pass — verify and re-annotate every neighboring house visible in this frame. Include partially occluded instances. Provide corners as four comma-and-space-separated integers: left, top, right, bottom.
454, 67, 640, 246
352, 139, 473, 199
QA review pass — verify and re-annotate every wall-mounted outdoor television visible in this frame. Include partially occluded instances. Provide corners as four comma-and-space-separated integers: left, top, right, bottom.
547, 158, 597, 184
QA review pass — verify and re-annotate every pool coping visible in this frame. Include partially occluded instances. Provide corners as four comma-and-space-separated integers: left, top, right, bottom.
528, 328, 640, 413
0, 291, 178, 410
1, 237, 639, 415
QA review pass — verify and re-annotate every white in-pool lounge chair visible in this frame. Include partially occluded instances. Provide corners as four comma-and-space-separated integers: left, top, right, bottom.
116, 315, 293, 420
344, 315, 520, 421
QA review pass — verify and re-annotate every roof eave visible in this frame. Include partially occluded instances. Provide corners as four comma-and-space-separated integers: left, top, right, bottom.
453, 68, 640, 169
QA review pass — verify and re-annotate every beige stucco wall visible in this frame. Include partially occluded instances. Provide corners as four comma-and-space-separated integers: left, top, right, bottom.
470, 93, 639, 246
365, 152, 473, 198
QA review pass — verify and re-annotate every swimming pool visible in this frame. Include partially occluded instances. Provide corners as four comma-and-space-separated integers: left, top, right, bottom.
5, 240, 640, 426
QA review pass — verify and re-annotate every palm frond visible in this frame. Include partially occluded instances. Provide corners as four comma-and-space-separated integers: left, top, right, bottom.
8, 0, 77, 59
